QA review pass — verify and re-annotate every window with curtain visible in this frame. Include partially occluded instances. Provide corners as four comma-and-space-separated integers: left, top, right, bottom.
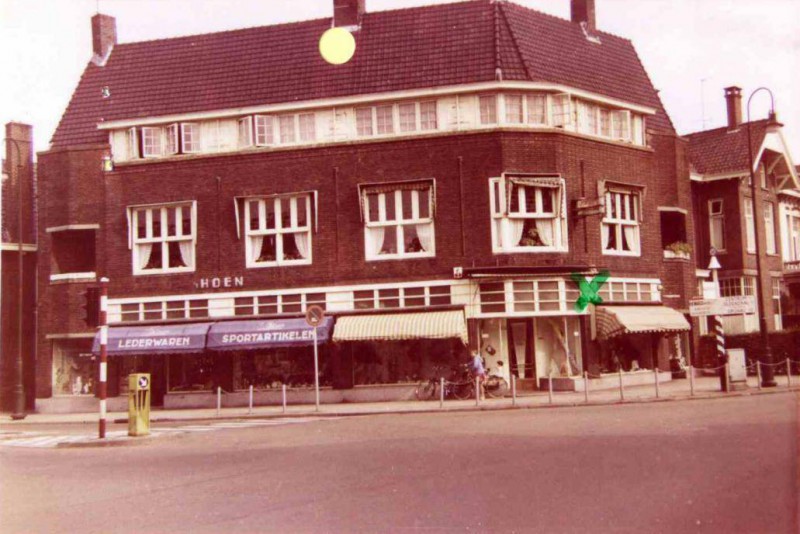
602, 187, 641, 255
362, 183, 435, 260
131, 203, 195, 275
479, 95, 497, 125
505, 94, 524, 124
489, 176, 568, 253
708, 199, 725, 251
244, 194, 312, 268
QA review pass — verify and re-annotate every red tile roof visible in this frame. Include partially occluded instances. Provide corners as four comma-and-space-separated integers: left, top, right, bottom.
684, 120, 768, 175
51, 0, 674, 148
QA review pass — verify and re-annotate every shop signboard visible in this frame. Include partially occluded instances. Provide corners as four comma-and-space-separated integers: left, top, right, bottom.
689, 296, 756, 317
207, 317, 334, 350
93, 323, 212, 355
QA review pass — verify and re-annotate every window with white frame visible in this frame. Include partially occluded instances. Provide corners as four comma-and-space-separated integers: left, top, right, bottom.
141, 127, 163, 158
610, 110, 630, 141
238, 116, 253, 148
764, 202, 776, 254
419, 101, 437, 130
602, 186, 641, 255
254, 115, 274, 146
772, 277, 783, 330
505, 95, 524, 124
244, 194, 312, 267
599, 109, 611, 137
551, 94, 571, 127
353, 285, 451, 310
131, 202, 196, 275
790, 209, 800, 261
356, 107, 374, 136
744, 198, 756, 253
278, 115, 296, 144
399, 103, 416, 132
708, 199, 725, 251
376, 105, 394, 135
362, 182, 435, 260
181, 123, 201, 153
578, 101, 598, 135
489, 176, 568, 252
526, 94, 547, 125
479, 95, 498, 125
298, 113, 316, 142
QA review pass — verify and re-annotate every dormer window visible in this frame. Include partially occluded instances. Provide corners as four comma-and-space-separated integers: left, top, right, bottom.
527, 95, 547, 125
479, 95, 498, 125
181, 123, 201, 153
298, 113, 316, 142
279, 115, 296, 144
376, 105, 394, 135
238, 116, 253, 148
505, 95, 524, 124
551, 94, 571, 127
254, 115, 274, 146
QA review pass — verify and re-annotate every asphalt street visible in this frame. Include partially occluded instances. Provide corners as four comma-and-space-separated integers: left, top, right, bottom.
1, 393, 797, 533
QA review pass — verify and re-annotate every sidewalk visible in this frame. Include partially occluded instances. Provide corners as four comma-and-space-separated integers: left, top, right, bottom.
3, 375, 797, 426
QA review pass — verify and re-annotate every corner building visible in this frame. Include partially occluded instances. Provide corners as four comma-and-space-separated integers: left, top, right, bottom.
36, 0, 696, 411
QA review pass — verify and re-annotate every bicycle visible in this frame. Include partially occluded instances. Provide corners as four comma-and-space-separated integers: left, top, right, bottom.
415, 364, 474, 401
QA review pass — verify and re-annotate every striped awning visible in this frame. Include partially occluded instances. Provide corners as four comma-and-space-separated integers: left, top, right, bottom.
332, 310, 468, 345
596, 306, 689, 340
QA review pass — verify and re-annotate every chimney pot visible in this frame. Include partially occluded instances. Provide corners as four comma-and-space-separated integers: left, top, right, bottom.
724, 86, 742, 130
333, 0, 365, 28
571, 0, 596, 33
91, 13, 117, 63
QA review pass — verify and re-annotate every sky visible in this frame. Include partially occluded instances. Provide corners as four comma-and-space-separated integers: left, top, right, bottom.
1, 0, 799, 160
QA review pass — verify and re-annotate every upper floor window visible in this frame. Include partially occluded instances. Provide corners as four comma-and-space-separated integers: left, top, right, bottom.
505, 95, 524, 124
244, 194, 312, 268
602, 186, 641, 256
708, 199, 725, 252
744, 198, 756, 254
489, 176, 568, 253
551, 94, 571, 127
787, 206, 800, 262
181, 123, 201, 153
130, 202, 196, 275
362, 181, 435, 260
479, 95, 498, 125
527, 95, 547, 125
254, 115, 274, 146
764, 202, 776, 254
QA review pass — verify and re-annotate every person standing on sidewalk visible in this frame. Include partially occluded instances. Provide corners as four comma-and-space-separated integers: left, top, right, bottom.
472, 351, 487, 400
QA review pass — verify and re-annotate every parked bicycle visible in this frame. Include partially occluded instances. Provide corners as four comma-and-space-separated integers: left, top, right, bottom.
415, 364, 473, 400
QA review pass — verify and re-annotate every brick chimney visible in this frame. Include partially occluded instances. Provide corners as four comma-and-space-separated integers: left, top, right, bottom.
571, 0, 596, 33
333, 0, 365, 27
724, 86, 742, 130
91, 13, 116, 64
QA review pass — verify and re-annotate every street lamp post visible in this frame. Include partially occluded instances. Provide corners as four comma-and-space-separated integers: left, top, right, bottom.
5, 136, 28, 420
746, 87, 777, 388
707, 252, 727, 391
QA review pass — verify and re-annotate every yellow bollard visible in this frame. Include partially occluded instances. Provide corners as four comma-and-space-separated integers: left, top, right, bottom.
128, 373, 151, 437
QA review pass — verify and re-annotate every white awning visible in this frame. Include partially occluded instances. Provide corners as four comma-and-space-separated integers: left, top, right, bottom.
596, 306, 689, 340
332, 310, 468, 345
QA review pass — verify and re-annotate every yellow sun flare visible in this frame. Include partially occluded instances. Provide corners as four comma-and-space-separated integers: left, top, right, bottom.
319, 27, 356, 65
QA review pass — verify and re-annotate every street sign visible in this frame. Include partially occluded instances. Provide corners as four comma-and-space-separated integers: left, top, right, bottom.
305, 305, 325, 327
689, 296, 756, 317
138, 375, 150, 389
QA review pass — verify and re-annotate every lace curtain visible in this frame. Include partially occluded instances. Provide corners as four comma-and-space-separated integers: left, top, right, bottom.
178, 240, 193, 267
367, 226, 385, 256
535, 219, 553, 246
416, 223, 433, 252
137, 243, 153, 270
294, 232, 310, 259
623, 225, 638, 252
506, 219, 525, 248
250, 236, 264, 263
601, 223, 610, 250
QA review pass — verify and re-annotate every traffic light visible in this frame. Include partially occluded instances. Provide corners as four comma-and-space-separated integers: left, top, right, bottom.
82, 287, 101, 328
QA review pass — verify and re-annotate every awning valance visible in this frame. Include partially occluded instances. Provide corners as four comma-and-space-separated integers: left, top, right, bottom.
595, 306, 689, 340
207, 317, 333, 351
93, 322, 213, 356
332, 310, 468, 345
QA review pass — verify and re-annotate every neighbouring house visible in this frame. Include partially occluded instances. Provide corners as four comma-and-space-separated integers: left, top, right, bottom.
686, 86, 800, 340
35, 0, 697, 412
1, 122, 37, 413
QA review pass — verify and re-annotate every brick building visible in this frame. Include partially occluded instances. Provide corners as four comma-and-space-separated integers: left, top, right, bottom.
686, 87, 800, 339
36, 0, 697, 412
1, 122, 37, 413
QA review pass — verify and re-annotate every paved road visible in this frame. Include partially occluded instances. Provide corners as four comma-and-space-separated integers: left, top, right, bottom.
1, 394, 796, 533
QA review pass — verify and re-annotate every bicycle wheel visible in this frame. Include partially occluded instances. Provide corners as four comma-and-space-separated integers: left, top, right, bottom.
415, 381, 437, 401
451, 381, 474, 400
485, 377, 509, 398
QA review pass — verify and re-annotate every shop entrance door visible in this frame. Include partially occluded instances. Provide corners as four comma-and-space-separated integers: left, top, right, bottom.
507, 319, 536, 389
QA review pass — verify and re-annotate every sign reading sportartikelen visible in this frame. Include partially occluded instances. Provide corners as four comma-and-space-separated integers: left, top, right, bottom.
689, 296, 756, 317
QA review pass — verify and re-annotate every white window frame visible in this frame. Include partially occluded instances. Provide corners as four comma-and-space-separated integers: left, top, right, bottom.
238, 116, 254, 148
399, 102, 417, 133
363, 186, 435, 261
244, 194, 313, 268
551, 93, 572, 128
764, 202, 777, 255
298, 113, 316, 142
278, 114, 296, 144
610, 110, 631, 141
504, 94, 524, 124
479, 95, 498, 125
356, 107, 374, 137
130, 202, 196, 275
180, 123, 201, 154
744, 198, 756, 254
526, 94, 547, 125
166, 124, 179, 155
419, 101, 438, 131
709, 199, 726, 252
489, 176, 568, 254
254, 115, 274, 146
141, 127, 164, 158
375, 105, 395, 135
772, 278, 783, 330
602, 187, 641, 256
127, 127, 140, 159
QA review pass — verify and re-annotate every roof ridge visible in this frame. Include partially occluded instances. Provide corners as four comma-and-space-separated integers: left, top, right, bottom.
500, 0, 633, 43
683, 118, 770, 138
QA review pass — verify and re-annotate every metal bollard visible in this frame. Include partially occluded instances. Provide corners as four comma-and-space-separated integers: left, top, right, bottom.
689, 365, 695, 396
511, 375, 517, 407
654, 368, 660, 399
548, 373, 553, 404
584, 371, 589, 403
475, 377, 480, 406
757, 362, 762, 390
248, 385, 253, 415
216, 386, 222, 417
786, 358, 791, 387
439, 377, 444, 409
618, 368, 624, 401
282, 384, 287, 414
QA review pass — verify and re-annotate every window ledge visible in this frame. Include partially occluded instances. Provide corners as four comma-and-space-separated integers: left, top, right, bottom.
602, 251, 641, 257
133, 268, 195, 276
493, 248, 569, 254
663, 250, 690, 260
366, 253, 436, 262
246, 259, 313, 269
50, 272, 97, 283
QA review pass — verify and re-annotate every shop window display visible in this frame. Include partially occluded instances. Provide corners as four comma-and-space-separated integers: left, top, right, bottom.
233, 348, 330, 389
54, 346, 95, 395
352, 339, 464, 385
